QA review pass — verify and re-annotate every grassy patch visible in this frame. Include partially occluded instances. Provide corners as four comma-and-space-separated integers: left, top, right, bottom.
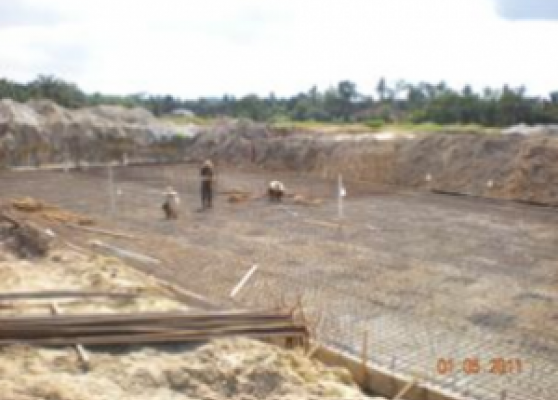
380, 122, 499, 134
270, 120, 498, 135
270, 120, 372, 133
161, 116, 498, 135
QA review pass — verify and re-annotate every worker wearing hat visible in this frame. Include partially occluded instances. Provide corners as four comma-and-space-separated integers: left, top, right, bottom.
200, 159, 214, 210
268, 180, 285, 202
162, 186, 180, 219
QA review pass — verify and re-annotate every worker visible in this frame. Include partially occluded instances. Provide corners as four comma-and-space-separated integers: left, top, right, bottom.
200, 159, 214, 209
268, 180, 285, 202
250, 140, 256, 163
162, 186, 180, 220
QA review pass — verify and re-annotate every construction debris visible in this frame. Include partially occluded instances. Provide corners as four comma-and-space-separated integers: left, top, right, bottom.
292, 194, 323, 206
10, 197, 94, 225
221, 189, 255, 204
228, 192, 253, 203
0, 213, 51, 258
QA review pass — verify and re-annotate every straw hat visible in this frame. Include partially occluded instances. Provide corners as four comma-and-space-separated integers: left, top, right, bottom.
163, 186, 178, 196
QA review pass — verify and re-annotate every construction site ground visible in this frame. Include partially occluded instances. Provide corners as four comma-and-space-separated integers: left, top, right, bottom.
1, 164, 556, 400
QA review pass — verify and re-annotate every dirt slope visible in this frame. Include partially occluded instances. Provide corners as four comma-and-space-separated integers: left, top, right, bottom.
188, 120, 558, 205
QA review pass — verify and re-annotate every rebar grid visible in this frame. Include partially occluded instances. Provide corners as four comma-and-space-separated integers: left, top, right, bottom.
1, 164, 556, 400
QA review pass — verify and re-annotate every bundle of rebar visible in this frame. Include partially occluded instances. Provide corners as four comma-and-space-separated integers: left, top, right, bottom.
0, 309, 308, 346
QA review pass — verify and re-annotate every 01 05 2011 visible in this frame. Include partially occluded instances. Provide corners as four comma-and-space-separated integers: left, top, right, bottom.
436, 358, 523, 375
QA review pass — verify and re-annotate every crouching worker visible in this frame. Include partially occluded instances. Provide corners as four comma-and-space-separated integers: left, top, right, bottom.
200, 159, 214, 210
162, 186, 180, 220
268, 180, 285, 202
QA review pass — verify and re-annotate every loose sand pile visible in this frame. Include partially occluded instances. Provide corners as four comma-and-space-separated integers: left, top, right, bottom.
0, 338, 380, 400
0, 249, 185, 314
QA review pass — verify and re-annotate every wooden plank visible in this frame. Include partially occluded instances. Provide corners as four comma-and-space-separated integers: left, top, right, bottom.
393, 379, 417, 400
0, 310, 292, 325
0, 290, 137, 301
306, 342, 321, 359
315, 345, 463, 400
361, 330, 369, 382
66, 224, 138, 240
0, 321, 301, 337
49, 303, 90, 368
90, 240, 161, 264
0, 327, 309, 346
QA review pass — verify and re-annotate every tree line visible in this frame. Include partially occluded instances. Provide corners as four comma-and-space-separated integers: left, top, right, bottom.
2, 75, 558, 127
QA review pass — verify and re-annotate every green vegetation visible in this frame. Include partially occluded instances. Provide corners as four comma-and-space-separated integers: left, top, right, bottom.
2, 75, 558, 128
269, 120, 498, 135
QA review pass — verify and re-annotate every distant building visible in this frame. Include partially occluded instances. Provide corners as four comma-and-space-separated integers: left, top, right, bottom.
171, 109, 195, 118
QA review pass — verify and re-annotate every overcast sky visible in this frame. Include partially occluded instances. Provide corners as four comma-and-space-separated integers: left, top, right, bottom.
1, 0, 557, 98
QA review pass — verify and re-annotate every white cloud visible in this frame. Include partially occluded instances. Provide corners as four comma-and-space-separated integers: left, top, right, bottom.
0, 0, 62, 28
0, 0, 558, 97
494, 0, 558, 20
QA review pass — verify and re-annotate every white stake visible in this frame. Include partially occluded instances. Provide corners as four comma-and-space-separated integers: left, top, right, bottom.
230, 264, 259, 298
108, 164, 116, 214
338, 174, 346, 220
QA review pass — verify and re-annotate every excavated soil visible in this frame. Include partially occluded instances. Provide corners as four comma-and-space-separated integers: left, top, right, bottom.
188, 121, 558, 206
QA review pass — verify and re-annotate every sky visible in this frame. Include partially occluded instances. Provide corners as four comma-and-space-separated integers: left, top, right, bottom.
1, 0, 558, 98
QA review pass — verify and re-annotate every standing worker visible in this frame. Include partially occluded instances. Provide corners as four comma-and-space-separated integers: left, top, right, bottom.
200, 159, 214, 210
250, 140, 256, 163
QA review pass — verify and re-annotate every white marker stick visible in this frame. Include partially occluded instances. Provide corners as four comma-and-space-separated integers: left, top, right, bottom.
338, 174, 345, 220
230, 264, 259, 298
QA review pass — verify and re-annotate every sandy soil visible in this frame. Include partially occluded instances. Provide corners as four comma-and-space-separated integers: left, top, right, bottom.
0, 249, 186, 315
0, 338, 379, 400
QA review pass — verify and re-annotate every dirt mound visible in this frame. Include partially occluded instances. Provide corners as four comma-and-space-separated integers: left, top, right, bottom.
11, 197, 94, 225
395, 133, 558, 204
0, 338, 379, 400
0, 99, 185, 167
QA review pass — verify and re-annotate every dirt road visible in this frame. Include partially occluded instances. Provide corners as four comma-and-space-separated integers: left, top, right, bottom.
1, 164, 556, 400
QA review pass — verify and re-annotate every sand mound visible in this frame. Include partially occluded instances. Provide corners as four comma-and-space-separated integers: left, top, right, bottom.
0, 339, 379, 400
0, 99, 186, 167
0, 249, 185, 314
